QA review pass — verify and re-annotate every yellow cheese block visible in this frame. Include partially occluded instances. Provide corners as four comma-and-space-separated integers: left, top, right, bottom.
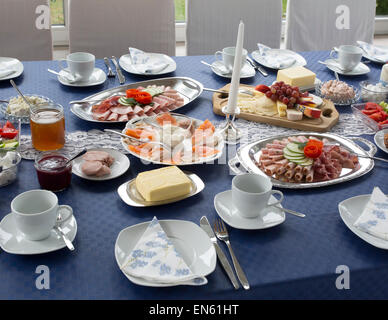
135, 166, 191, 202
277, 66, 316, 88
276, 100, 287, 117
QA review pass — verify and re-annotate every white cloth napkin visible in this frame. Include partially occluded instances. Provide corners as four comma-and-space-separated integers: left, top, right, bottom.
354, 187, 388, 240
128, 47, 169, 74
357, 41, 388, 63
120, 217, 206, 285
0, 68, 14, 79
257, 43, 296, 69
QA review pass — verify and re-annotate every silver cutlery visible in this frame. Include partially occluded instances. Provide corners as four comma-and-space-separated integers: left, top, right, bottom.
200, 216, 240, 290
246, 56, 268, 77
318, 60, 346, 72
10, 80, 34, 111
111, 56, 125, 84
54, 214, 74, 251
0, 99, 9, 103
276, 206, 306, 218
200, 60, 230, 75
104, 57, 115, 77
47, 68, 79, 83
213, 218, 250, 290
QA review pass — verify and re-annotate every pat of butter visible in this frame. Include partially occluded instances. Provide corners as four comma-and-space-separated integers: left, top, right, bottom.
135, 166, 191, 202
277, 66, 316, 88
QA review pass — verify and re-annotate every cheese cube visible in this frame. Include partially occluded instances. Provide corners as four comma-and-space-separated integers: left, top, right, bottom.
135, 166, 191, 202
276, 101, 287, 117
277, 66, 316, 88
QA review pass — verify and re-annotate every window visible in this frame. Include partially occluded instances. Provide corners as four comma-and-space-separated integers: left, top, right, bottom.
50, 0, 68, 45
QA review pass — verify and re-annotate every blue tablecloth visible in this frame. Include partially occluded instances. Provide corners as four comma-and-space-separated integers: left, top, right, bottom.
1, 51, 388, 300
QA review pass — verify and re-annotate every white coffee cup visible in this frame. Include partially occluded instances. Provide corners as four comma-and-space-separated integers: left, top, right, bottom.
330, 45, 363, 71
215, 47, 248, 72
232, 174, 283, 219
59, 52, 95, 81
11, 189, 73, 241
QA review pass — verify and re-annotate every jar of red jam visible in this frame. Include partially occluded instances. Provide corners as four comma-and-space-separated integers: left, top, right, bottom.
34, 152, 72, 191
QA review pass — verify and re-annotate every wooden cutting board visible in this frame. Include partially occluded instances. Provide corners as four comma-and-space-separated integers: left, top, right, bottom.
213, 84, 339, 133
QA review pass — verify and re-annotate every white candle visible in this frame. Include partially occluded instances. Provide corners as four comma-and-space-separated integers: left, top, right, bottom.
226, 20, 244, 114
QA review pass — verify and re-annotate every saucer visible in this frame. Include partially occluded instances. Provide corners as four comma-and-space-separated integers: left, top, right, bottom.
0, 211, 77, 255
0, 57, 24, 81
322, 59, 370, 76
211, 61, 255, 79
72, 148, 130, 181
57, 68, 107, 87
214, 190, 285, 230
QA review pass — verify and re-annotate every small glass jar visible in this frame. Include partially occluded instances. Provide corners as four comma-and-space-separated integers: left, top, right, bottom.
35, 152, 72, 192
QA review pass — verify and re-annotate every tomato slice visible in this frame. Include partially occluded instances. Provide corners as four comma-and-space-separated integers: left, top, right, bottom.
3, 121, 15, 130
1, 128, 18, 139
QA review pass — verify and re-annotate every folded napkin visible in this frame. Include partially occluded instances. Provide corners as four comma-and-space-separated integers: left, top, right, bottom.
0, 68, 14, 79
121, 217, 206, 285
354, 187, 388, 240
357, 41, 388, 63
128, 47, 169, 74
257, 43, 296, 69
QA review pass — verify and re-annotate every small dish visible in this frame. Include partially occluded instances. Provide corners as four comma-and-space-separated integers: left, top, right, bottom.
360, 81, 388, 103
114, 219, 216, 287
374, 129, 388, 154
251, 49, 307, 70
214, 190, 285, 230
211, 61, 255, 79
72, 148, 130, 181
316, 82, 360, 106
0, 57, 24, 81
119, 53, 177, 75
322, 59, 370, 76
57, 68, 106, 87
351, 103, 388, 132
117, 171, 204, 207
339, 194, 388, 250
0, 152, 22, 187
0, 95, 53, 124
0, 211, 77, 255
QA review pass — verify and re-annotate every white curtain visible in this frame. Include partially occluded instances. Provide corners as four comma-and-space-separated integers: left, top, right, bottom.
69, 0, 176, 59
285, 0, 376, 51
186, 0, 283, 55
0, 0, 53, 61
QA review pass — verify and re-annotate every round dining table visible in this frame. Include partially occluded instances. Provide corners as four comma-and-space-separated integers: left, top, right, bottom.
0, 51, 387, 300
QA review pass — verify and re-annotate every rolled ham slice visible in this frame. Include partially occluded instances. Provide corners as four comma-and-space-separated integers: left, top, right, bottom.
133, 105, 144, 116
107, 112, 118, 121
118, 114, 129, 122
285, 168, 296, 179
110, 106, 134, 115
264, 164, 279, 176
92, 110, 111, 121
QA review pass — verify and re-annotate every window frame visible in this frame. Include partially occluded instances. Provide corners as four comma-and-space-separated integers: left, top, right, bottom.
51, 0, 69, 46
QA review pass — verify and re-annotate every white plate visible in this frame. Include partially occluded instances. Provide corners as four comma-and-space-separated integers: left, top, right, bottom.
251, 49, 307, 70
374, 129, 388, 154
0, 57, 24, 81
117, 171, 205, 207
211, 61, 255, 79
115, 219, 216, 287
214, 190, 285, 230
119, 53, 177, 75
72, 148, 130, 181
339, 194, 388, 250
0, 211, 77, 255
58, 68, 107, 87
322, 59, 370, 76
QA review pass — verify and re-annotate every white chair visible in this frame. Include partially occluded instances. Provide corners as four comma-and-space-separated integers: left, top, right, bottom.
186, 0, 283, 55
285, 0, 376, 51
0, 0, 53, 61
69, 0, 176, 58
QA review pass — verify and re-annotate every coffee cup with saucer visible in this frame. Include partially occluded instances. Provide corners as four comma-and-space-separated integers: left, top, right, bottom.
214, 174, 286, 230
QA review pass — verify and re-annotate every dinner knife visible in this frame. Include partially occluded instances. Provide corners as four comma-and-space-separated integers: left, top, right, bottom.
200, 216, 240, 290
111, 56, 125, 84
246, 56, 268, 77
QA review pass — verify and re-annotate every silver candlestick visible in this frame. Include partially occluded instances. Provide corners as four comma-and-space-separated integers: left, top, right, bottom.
218, 105, 243, 145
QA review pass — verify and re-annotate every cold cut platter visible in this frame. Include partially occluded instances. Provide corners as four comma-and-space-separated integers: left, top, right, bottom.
229, 133, 376, 189
70, 77, 203, 123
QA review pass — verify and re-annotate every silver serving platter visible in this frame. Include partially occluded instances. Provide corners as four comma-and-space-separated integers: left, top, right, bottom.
117, 171, 205, 207
229, 132, 376, 189
121, 113, 225, 166
69, 77, 204, 123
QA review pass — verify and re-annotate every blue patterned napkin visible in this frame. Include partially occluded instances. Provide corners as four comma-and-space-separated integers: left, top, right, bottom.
354, 187, 388, 240
257, 43, 296, 69
128, 47, 169, 74
121, 217, 206, 285
357, 41, 388, 63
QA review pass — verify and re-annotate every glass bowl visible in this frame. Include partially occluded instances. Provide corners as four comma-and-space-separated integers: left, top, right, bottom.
315, 81, 360, 106
351, 103, 388, 133
360, 81, 388, 103
0, 151, 22, 187
0, 95, 54, 124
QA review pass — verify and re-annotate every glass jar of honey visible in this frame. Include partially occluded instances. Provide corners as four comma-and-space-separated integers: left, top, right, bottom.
30, 102, 65, 151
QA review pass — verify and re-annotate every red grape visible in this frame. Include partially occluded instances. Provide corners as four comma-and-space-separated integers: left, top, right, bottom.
292, 91, 300, 98
265, 91, 272, 98
286, 88, 292, 96
290, 97, 296, 104
271, 94, 278, 101
283, 97, 289, 105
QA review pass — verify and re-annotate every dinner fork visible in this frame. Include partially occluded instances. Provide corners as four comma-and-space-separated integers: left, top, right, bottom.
213, 218, 250, 290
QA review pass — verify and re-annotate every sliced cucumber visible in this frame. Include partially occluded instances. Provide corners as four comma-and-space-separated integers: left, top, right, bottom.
286, 143, 304, 154
283, 148, 305, 158
292, 158, 313, 166
118, 97, 134, 106
3, 141, 19, 149
144, 87, 164, 97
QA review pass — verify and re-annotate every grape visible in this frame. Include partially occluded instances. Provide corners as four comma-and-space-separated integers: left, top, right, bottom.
286, 88, 292, 96
271, 87, 277, 94
290, 97, 296, 104
279, 95, 285, 102
271, 94, 278, 101
292, 86, 299, 92
283, 97, 289, 105
278, 81, 284, 86
292, 91, 300, 98
301, 91, 309, 97
265, 91, 272, 98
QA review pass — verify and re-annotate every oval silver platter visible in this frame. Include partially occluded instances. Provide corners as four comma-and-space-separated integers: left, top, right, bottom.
117, 171, 205, 207
121, 113, 225, 166
229, 132, 376, 189
69, 77, 203, 123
